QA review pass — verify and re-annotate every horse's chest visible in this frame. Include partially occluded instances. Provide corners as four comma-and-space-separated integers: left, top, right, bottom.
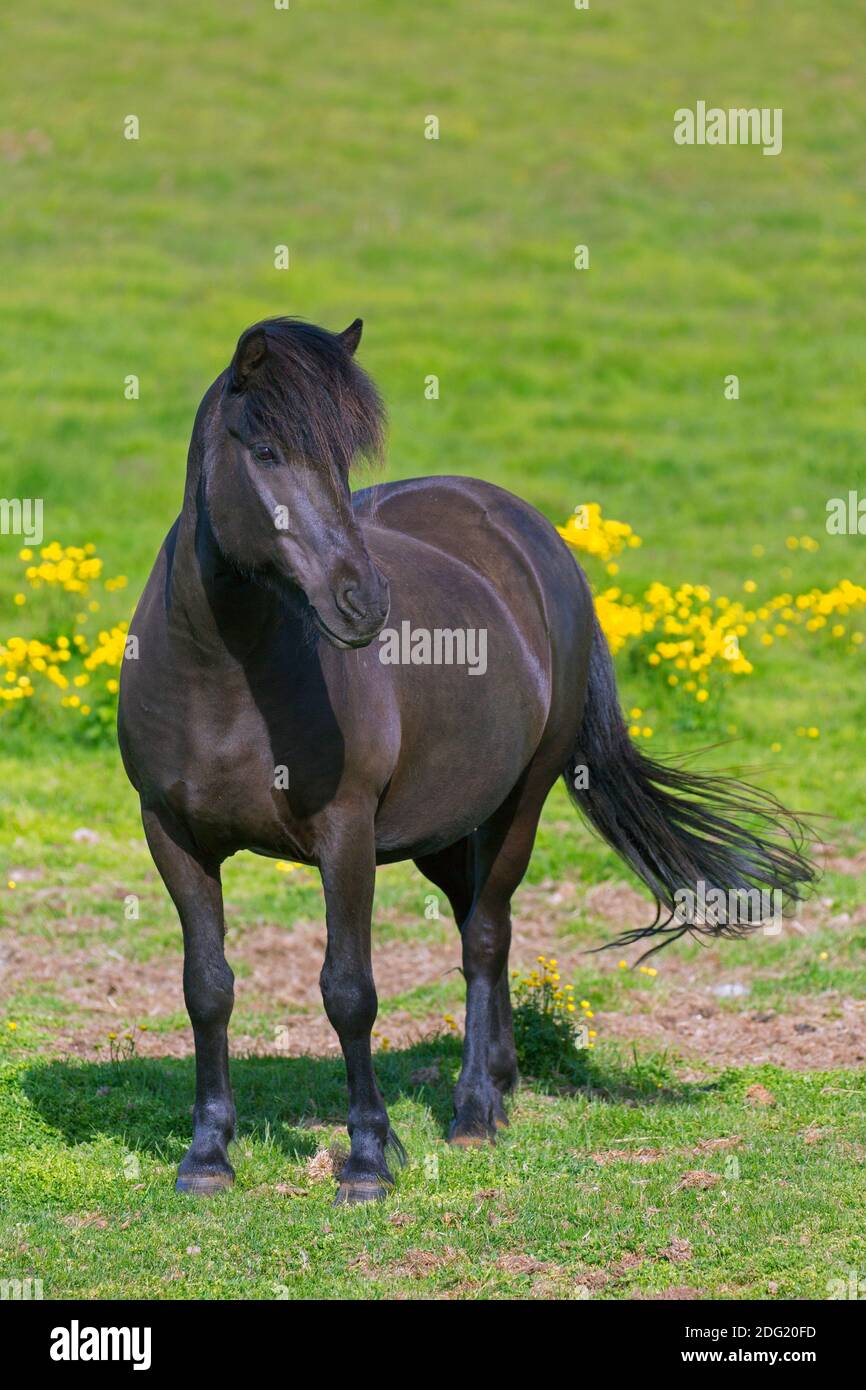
171, 766, 317, 862
153, 698, 323, 860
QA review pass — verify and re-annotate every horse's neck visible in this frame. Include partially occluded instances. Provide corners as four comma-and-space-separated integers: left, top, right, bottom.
168, 495, 280, 660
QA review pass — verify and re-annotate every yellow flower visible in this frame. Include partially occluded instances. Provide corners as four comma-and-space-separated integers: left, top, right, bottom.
557, 504, 642, 564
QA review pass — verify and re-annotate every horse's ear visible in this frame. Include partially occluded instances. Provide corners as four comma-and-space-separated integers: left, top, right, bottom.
231, 327, 268, 390
339, 318, 363, 356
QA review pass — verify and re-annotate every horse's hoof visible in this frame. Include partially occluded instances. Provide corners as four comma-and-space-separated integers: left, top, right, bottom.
334, 1177, 389, 1206
492, 1097, 510, 1130
175, 1169, 234, 1196
448, 1128, 495, 1148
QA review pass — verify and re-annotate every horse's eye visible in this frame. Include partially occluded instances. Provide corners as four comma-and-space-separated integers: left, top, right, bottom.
252, 443, 274, 463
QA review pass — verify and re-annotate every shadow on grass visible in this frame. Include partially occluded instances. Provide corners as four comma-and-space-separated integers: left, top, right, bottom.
19, 1038, 460, 1162
20, 1036, 709, 1164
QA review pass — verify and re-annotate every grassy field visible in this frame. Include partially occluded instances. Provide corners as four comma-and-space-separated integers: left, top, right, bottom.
2, 1047, 864, 1300
1, 0, 864, 1300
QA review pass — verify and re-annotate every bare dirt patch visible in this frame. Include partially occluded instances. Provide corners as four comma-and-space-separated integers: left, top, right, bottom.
630, 1285, 704, 1300
818, 843, 866, 876
3, 873, 864, 1070
692, 1135, 743, 1154
600, 992, 866, 1073
677, 1170, 721, 1191
590, 1147, 669, 1165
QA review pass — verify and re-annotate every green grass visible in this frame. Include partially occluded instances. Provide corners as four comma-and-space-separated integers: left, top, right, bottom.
1, 0, 865, 818
1, 0, 865, 1299
1, 740, 863, 1300
1, 1046, 863, 1300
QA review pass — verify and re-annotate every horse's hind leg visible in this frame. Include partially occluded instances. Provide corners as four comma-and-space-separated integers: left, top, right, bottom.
417, 780, 546, 1144
142, 808, 236, 1194
489, 968, 518, 1103
415, 838, 517, 1127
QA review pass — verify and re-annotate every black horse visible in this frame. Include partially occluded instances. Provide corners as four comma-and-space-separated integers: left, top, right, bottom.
118, 317, 813, 1203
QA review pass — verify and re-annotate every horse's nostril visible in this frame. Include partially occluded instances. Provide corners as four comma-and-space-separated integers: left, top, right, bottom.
337, 585, 367, 620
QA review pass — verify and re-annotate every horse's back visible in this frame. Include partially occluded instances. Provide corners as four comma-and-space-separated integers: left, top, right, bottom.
355, 472, 592, 661
354, 474, 592, 641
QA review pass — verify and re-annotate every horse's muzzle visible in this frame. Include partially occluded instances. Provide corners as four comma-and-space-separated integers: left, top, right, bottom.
314, 572, 390, 649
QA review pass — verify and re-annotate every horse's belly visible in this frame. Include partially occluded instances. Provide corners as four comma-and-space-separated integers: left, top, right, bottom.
371, 654, 548, 858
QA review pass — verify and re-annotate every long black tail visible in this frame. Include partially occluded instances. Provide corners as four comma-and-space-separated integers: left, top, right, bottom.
565, 618, 816, 956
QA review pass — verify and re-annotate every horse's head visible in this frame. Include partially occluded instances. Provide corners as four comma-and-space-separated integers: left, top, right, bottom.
200, 317, 390, 648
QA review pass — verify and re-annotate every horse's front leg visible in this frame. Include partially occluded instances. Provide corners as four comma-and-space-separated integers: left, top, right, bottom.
142, 808, 236, 1194
319, 817, 402, 1204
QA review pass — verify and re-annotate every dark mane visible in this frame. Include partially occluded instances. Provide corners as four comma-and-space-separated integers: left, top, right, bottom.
229, 317, 385, 474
